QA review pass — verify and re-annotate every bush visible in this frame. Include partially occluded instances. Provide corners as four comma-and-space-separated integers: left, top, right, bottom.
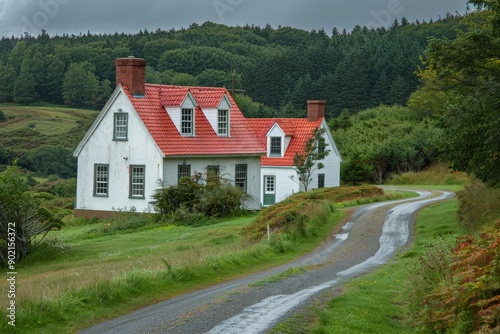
33, 178, 77, 198
152, 175, 203, 216
0, 110, 6, 122
410, 222, 500, 333
153, 174, 251, 224
198, 182, 249, 217
457, 179, 500, 230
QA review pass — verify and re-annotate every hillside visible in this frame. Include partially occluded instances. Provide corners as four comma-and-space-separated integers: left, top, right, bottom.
0, 103, 97, 176
0, 16, 461, 116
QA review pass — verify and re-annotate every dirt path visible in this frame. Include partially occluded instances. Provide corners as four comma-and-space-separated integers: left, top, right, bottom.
79, 189, 454, 334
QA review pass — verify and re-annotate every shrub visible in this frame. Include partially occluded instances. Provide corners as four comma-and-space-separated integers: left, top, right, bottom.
152, 175, 203, 217
457, 179, 500, 230
411, 221, 500, 333
153, 174, 250, 223
198, 181, 249, 217
33, 178, 77, 198
0, 110, 6, 122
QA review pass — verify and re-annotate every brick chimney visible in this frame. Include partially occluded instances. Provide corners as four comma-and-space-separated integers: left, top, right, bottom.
307, 100, 326, 122
115, 56, 147, 96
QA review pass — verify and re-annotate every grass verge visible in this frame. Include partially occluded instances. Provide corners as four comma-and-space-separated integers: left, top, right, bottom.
0, 186, 412, 333
270, 191, 462, 333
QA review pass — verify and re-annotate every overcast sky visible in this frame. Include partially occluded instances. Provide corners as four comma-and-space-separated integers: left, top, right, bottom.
0, 0, 469, 38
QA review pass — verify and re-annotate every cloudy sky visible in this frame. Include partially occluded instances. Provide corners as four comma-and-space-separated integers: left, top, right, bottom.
0, 0, 469, 38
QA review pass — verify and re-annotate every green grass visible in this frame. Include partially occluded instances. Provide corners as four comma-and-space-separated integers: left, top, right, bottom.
270, 190, 462, 334
0, 187, 427, 333
0, 209, 344, 333
0, 103, 97, 150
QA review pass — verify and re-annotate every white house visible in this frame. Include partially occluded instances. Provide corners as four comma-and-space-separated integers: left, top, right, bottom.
248, 101, 342, 206
73, 57, 341, 218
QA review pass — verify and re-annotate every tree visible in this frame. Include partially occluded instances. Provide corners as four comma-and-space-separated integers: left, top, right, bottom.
331, 108, 352, 131
0, 63, 17, 102
13, 57, 38, 104
293, 127, 330, 192
420, 3, 500, 185
341, 151, 372, 185
62, 62, 99, 107
26, 145, 77, 178
0, 166, 60, 266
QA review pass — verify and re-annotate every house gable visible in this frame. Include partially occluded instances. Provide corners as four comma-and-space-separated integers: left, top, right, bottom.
73, 85, 163, 159
164, 91, 197, 136
266, 123, 286, 158
203, 94, 232, 136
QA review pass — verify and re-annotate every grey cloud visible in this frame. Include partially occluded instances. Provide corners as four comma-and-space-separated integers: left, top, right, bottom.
0, 0, 468, 38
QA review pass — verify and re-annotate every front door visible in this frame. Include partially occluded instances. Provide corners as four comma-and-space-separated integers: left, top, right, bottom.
263, 175, 276, 206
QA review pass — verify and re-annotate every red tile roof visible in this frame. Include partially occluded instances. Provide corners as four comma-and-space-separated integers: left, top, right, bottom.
247, 118, 322, 167
124, 84, 266, 156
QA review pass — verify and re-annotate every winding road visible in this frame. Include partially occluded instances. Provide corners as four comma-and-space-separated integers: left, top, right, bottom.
80, 189, 454, 334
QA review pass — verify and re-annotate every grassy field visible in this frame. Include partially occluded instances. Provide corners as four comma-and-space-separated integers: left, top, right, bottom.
0, 103, 97, 150
0, 187, 415, 333
270, 186, 464, 333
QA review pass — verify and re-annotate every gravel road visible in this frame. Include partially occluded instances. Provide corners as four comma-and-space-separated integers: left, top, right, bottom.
80, 189, 454, 334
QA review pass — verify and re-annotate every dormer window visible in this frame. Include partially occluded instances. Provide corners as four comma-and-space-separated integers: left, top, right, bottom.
270, 137, 282, 156
218, 109, 228, 135
114, 113, 128, 141
181, 108, 193, 135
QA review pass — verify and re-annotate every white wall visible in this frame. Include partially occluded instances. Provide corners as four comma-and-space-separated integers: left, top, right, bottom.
162, 156, 262, 210
309, 122, 341, 189
75, 91, 164, 213
259, 121, 342, 206
260, 166, 300, 205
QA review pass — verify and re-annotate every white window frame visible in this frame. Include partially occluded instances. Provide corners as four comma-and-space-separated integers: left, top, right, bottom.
218, 109, 229, 135
181, 108, 194, 136
114, 113, 128, 141
129, 165, 145, 199
270, 136, 282, 156
94, 164, 109, 197
235, 164, 247, 192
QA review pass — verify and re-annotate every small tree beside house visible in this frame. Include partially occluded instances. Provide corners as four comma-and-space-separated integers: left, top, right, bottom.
293, 127, 330, 192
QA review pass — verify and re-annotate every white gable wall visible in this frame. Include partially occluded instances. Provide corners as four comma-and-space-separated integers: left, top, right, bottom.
165, 93, 197, 135
300, 121, 341, 190
266, 125, 285, 157
259, 120, 341, 206
204, 97, 231, 135
75, 91, 164, 214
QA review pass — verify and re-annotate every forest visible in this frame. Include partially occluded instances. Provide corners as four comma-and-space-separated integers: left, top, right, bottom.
0, 3, 497, 189
0, 13, 461, 117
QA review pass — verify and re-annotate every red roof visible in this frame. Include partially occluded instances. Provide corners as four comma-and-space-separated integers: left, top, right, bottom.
124, 84, 265, 156
247, 118, 322, 167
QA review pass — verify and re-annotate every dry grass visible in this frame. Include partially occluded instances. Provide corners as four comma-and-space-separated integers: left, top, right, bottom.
0, 218, 254, 307
387, 163, 470, 186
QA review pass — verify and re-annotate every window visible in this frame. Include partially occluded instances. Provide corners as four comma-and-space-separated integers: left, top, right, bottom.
181, 108, 193, 135
235, 164, 247, 192
94, 164, 109, 196
265, 176, 275, 193
218, 109, 229, 135
114, 113, 128, 140
270, 137, 282, 156
318, 173, 325, 188
130, 165, 145, 198
207, 165, 220, 183
178, 165, 191, 181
